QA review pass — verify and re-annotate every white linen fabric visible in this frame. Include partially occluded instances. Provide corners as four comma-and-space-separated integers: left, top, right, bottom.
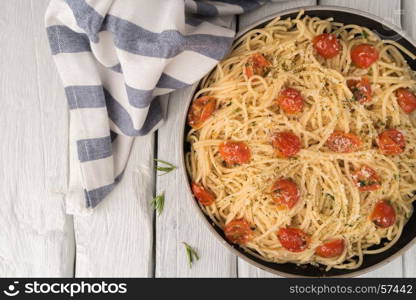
45, 0, 287, 208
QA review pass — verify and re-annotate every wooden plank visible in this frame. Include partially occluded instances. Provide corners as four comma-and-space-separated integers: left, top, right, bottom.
0, 0, 75, 276
58, 3, 155, 277
73, 134, 155, 277
155, 89, 237, 277
155, 15, 238, 278
239, 0, 317, 29
319, 0, 403, 278
319, 0, 401, 29
237, 0, 317, 278
402, 0, 416, 278
403, 0, 416, 40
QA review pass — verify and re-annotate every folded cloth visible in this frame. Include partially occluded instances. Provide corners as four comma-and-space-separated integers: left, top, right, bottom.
45, 0, 286, 208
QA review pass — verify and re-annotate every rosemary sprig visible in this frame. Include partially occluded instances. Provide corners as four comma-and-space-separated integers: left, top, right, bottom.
154, 159, 177, 176
183, 242, 199, 268
151, 192, 165, 215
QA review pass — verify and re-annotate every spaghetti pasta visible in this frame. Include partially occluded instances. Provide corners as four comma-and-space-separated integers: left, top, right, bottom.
185, 11, 416, 270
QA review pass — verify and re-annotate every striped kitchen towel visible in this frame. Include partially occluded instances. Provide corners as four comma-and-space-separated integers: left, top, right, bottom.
45, 0, 286, 208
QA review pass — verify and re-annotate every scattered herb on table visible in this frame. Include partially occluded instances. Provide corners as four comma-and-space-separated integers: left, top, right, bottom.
151, 192, 165, 215
183, 242, 199, 268
154, 159, 177, 176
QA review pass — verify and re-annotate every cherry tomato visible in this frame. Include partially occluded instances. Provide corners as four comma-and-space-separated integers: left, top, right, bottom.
315, 239, 345, 258
326, 131, 362, 153
313, 33, 341, 59
244, 53, 270, 78
188, 96, 216, 128
271, 179, 300, 209
191, 182, 215, 206
219, 141, 251, 165
277, 87, 304, 114
351, 44, 379, 69
351, 165, 381, 192
347, 77, 372, 104
377, 129, 405, 156
396, 88, 416, 114
224, 218, 253, 245
271, 131, 302, 158
370, 200, 396, 228
277, 227, 310, 252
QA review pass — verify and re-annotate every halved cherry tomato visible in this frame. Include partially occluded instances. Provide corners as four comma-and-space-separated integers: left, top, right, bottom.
377, 129, 405, 155
219, 141, 251, 165
313, 33, 341, 59
244, 53, 270, 78
191, 182, 215, 206
271, 179, 300, 209
351, 165, 381, 192
396, 88, 416, 114
326, 131, 362, 153
347, 77, 372, 104
277, 227, 310, 252
277, 87, 304, 114
351, 44, 379, 69
370, 200, 396, 228
315, 239, 345, 258
224, 218, 253, 245
271, 131, 302, 158
188, 96, 216, 128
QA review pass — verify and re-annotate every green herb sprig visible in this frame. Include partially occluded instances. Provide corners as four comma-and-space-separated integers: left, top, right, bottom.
154, 159, 177, 176
361, 30, 369, 39
151, 192, 165, 215
183, 242, 199, 268
326, 193, 335, 200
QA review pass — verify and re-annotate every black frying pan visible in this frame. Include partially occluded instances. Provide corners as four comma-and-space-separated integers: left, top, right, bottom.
180, 6, 416, 277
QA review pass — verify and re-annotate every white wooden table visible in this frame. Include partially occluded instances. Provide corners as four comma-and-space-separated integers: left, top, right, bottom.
1, 0, 416, 278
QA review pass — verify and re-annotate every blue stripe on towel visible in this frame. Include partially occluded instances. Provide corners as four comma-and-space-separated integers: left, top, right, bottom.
195, 1, 219, 17
85, 171, 124, 208
77, 136, 112, 162
65, 85, 106, 109
157, 73, 189, 90
104, 89, 163, 136
125, 85, 154, 108
47, 25, 91, 55
217, 0, 263, 12
64, 0, 105, 42
103, 15, 233, 60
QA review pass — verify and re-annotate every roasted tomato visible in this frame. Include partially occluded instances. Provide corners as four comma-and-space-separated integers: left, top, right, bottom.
219, 141, 251, 165
370, 200, 396, 228
244, 53, 270, 78
313, 33, 341, 59
351, 165, 381, 192
271, 179, 300, 209
377, 129, 405, 156
351, 44, 379, 69
191, 182, 215, 206
396, 88, 416, 114
224, 218, 253, 245
315, 239, 345, 258
326, 131, 362, 153
277, 87, 304, 114
347, 77, 372, 104
271, 131, 302, 158
188, 96, 216, 128
277, 227, 310, 252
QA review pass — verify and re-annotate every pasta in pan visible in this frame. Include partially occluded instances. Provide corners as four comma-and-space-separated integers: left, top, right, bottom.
185, 11, 416, 270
